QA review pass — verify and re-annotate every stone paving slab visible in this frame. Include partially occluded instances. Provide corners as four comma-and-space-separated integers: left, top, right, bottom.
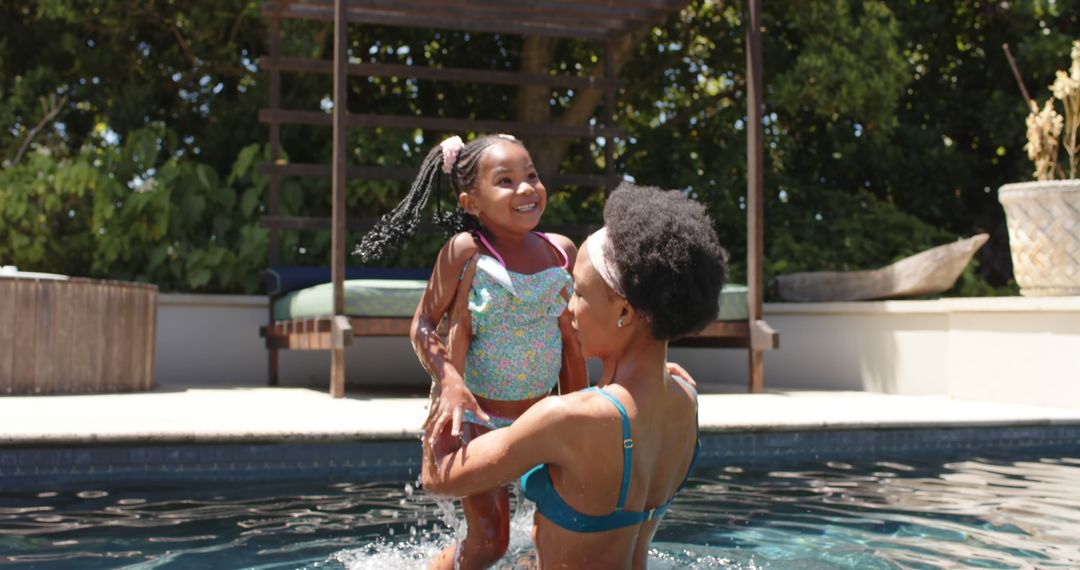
1, 387, 1079, 445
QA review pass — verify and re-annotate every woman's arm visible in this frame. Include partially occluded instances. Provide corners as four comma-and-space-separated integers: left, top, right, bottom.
422, 395, 575, 498
412, 233, 488, 436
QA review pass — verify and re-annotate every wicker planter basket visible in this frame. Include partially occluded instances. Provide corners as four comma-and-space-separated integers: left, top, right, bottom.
998, 180, 1080, 296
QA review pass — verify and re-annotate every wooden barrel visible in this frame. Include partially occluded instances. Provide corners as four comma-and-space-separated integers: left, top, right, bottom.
0, 277, 158, 394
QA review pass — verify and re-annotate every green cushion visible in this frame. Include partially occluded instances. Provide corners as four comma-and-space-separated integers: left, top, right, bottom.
274, 279, 749, 322
717, 284, 749, 321
273, 279, 429, 321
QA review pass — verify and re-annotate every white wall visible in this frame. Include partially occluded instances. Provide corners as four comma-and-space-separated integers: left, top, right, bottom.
154, 294, 431, 389
155, 294, 1080, 408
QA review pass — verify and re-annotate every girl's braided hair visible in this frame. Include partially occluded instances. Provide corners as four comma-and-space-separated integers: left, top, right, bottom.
354, 134, 524, 262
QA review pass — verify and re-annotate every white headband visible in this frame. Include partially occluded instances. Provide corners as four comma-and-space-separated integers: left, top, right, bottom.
586, 227, 625, 297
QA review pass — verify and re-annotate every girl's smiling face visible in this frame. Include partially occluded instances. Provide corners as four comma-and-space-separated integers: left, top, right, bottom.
459, 141, 546, 234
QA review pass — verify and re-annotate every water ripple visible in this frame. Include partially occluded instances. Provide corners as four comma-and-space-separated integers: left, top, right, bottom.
0, 451, 1078, 568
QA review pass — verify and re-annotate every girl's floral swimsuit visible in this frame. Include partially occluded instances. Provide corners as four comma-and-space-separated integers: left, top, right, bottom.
461, 231, 572, 430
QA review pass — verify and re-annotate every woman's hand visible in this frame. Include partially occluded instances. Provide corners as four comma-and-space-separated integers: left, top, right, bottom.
424, 375, 489, 439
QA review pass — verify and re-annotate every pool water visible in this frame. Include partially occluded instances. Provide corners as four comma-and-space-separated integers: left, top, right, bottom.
1, 448, 1078, 569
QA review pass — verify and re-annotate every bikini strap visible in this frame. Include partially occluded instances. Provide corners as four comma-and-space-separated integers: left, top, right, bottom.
670, 374, 698, 404
471, 231, 567, 269
471, 231, 507, 268
591, 387, 633, 511
532, 231, 570, 269
669, 374, 700, 495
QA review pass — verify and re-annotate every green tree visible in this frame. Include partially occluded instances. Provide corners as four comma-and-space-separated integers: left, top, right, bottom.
4, 0, 1077, 296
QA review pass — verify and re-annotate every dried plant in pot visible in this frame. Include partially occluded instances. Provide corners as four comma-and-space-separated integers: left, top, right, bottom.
999, 40, 1080, 296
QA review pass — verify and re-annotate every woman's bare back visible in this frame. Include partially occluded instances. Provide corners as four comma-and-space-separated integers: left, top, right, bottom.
529, 375, 698, 569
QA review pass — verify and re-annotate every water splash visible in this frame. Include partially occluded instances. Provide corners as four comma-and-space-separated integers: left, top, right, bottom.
335, 481, 536, 569
648, 545, 761, 570
330, 536, 449, 570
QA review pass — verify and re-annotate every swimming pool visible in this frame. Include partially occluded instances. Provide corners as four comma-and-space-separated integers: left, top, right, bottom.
2, 444, 1078, 568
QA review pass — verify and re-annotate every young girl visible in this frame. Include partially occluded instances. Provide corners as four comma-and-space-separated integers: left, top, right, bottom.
356, 133, 588, 569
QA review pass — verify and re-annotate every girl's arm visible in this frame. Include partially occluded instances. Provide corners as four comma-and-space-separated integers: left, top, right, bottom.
549, 234, 588, 394
558, 304, 588, 394
412, 233, 488, 437
422, 394, 575, 498
665, 361, 698, 389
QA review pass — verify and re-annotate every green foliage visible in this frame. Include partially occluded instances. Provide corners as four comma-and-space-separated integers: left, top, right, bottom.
767, 186, 953, 275
0, 127, 268, 292
3, 0, 1076, 297
618, 0, 1077, 295
771, 0, 908, 134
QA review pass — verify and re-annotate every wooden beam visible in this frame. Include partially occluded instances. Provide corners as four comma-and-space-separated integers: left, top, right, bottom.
262, 0, 691, 22
257, 216, 600, 238
259, 162, 416, 180
257, 162, 619, 189
261, 2, 625, 39
397, 0, 662, 21
258, 57, 623, 90
349, 317, 414, 336
258, 109, 625, 138
670, 321, 751, 348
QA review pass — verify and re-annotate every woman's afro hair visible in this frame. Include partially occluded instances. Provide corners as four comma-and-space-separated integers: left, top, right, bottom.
604, 182, 729, 341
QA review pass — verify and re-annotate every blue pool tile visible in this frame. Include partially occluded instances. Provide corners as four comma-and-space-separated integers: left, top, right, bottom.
145, 447, 164, 464
2, 425, 1078, 492
1, 449, 18, 468
129, 448, 146, 464
198, 446, 217, 463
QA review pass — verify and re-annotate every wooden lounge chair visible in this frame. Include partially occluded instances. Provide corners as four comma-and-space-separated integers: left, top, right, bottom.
258, 0, 777, 397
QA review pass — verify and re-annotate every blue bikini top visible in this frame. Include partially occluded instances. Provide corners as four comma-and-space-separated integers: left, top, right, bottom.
519, 376, 700, 533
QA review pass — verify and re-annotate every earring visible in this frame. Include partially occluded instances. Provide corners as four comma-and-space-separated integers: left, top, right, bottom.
617, 317, 623, 328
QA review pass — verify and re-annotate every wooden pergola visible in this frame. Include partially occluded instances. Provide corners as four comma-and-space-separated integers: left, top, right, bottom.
259, 0, 777, 397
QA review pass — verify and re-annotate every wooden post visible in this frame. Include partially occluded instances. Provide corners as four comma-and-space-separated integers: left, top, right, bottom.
329, 0, 348, 398
267, 14, 282, 387
745, 0, 765, 393
269, 15, 282, 266
603, 38, 617, 190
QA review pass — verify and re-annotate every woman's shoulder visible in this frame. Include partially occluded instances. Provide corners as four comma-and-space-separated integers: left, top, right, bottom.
522, 388, 620, 429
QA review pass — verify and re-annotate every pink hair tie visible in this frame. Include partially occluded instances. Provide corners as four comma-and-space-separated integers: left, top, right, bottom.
440, 135, 465, 174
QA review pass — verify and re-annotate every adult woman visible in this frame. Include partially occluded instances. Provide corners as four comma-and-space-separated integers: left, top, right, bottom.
422, 182, 728, 569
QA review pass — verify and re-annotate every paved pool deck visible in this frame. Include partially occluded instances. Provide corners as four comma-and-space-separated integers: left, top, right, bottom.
2, 386, 1079, 445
